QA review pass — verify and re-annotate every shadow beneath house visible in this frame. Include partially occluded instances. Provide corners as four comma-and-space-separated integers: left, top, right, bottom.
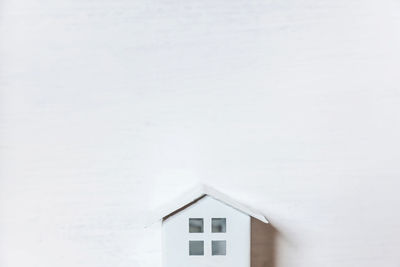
251, 218, 278, 267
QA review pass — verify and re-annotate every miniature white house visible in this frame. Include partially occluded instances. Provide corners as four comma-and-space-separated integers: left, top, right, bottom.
150, 185, 270, 267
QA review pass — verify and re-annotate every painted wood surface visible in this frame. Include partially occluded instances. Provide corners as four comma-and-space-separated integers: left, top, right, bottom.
1, 0, 400, 266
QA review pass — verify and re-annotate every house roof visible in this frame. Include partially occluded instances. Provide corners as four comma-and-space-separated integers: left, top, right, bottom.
148, 184, 269, 225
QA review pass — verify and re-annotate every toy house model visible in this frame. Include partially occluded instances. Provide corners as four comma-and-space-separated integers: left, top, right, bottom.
150, 185, 271, 267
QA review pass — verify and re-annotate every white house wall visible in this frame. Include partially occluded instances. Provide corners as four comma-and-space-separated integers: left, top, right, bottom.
162, 196, 250, 267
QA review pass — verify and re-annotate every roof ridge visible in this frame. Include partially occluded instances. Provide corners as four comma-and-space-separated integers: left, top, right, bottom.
146, 184, 268, 227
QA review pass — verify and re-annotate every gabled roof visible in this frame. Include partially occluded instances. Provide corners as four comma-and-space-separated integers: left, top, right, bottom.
148, 184, 269, 225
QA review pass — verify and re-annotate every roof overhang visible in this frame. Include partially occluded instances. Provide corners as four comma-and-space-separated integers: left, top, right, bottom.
147, 184, 269, 226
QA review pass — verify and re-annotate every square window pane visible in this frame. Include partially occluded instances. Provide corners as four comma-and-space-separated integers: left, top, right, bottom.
189, 241, 204, 256
189, 218, 203, 233
212, 240, 226, 256
212, 218, 226, 233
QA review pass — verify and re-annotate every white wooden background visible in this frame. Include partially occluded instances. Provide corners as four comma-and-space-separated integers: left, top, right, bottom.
1, 0, 400, 266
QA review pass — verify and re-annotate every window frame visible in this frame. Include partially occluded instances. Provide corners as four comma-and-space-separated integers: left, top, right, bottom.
211, 240, 227, 256
189, 218, 204, 233
211, 218, 227, 233
189, 240, 204, 256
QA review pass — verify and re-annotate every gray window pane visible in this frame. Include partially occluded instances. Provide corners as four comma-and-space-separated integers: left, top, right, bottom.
212, 240, 226, 256
212, 218, 226, 233
189, 218, 203, 233
189, 241, 204, 256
